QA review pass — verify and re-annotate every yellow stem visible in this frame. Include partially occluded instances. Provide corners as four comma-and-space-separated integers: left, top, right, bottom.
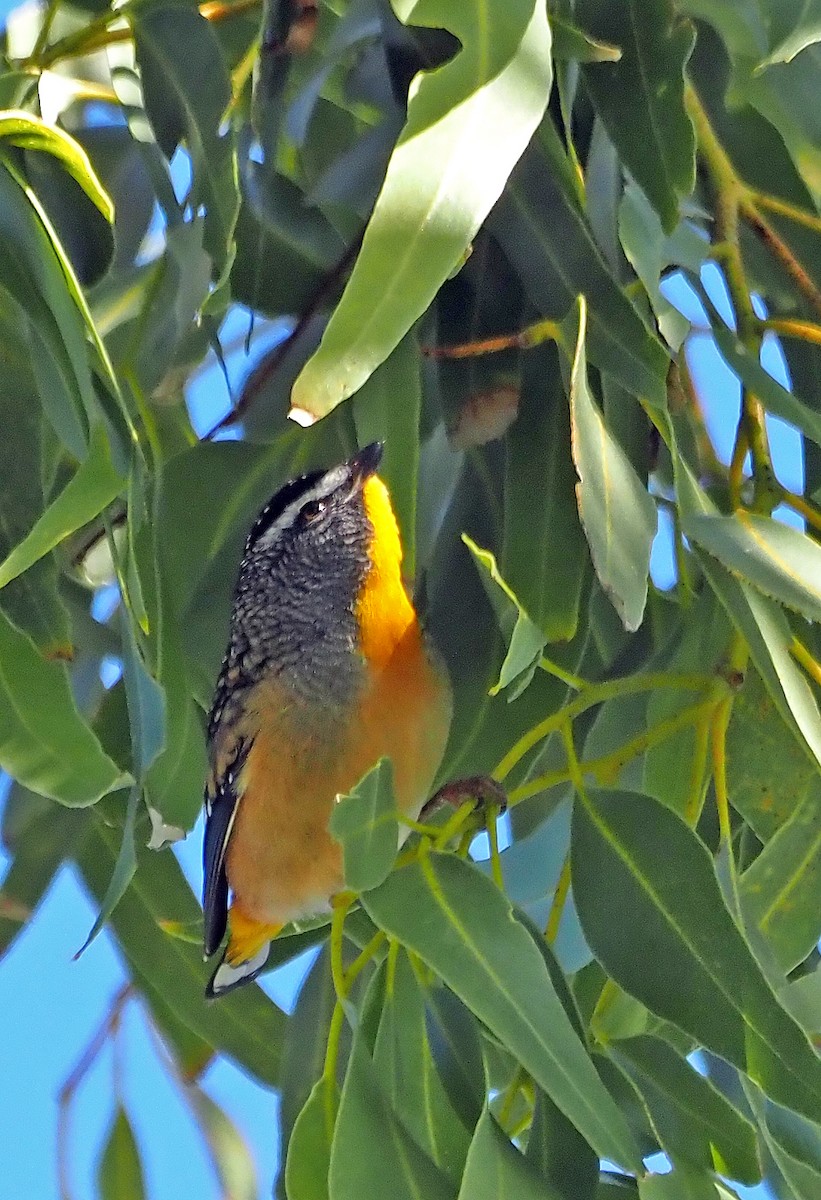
751, 189, 821, 237
485, 804, 505, 892
790, 637, 821, 688
684, 719, 710, 827
761, 316, 821, 348
494, 672, 723, 784
544, 856, 571, 944
780, 488, 821, 535
538, 656, 587, 690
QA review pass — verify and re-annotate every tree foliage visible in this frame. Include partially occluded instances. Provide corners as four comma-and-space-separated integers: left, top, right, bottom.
4, 0, 821, 1195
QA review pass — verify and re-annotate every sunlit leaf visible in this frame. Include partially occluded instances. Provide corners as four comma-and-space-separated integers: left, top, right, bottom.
0, 110, 113, 219
290, 0, 553, 422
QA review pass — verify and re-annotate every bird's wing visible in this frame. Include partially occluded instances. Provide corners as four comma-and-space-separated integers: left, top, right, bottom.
202, 736, 250, 957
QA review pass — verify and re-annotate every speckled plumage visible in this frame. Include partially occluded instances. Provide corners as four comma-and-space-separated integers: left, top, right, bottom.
202, 444, 452, 995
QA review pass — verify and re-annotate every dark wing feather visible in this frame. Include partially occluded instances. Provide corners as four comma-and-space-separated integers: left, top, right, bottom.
202, 739, 250, 957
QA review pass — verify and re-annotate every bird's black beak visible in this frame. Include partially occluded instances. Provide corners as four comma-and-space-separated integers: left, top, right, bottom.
348, 441, 383, 489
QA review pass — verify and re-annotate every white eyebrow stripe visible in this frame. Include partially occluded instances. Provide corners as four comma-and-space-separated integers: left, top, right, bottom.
254, 467, 346, 549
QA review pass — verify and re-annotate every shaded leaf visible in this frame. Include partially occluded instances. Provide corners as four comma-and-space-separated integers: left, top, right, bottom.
526, 1087, 599, 1200
330, 1030, 454, 1199
491, 119, 669, 405
503, 342, 587, 643
363, 852, 642, 1170
134, 6, 239, 278
572, 787, 821, 1122
457, 1107, 561, 1199
290, 0, 553, 422
77, 813, 287, 1087
0, 109, 113, 219
0, 608, 129, 805
578, 0, 696, 232
0, 423, 123, 590
610, 1034, 760, 1184
463, 536, 545, 696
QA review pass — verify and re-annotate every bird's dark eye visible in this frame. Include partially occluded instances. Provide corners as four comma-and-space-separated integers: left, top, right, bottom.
302, 499, 326, 523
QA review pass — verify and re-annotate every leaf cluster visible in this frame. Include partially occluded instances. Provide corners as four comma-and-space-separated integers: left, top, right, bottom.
4, 0, 821, 1197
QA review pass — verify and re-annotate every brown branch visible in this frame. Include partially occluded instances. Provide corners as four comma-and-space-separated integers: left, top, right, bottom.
741, 200, 821, 322
205, 229, 364, 439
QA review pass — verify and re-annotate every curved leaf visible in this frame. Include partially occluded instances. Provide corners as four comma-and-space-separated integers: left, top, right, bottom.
290, 0, 553, 422
0, 110, 113, 219
572, 787, 821, 1122
0, 609, 129, 805
363, 853, 642, 1171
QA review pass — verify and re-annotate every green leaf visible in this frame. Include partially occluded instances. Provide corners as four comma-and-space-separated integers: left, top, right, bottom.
286, 1076, 335, 1200
330, 1030, 454, 1200
503, 342, 588, 643
121, 614, 166, 783
684, 512, 821, 625
76, 812, 287, 1088
491, 119, 669, 405
0, 609, 129, 804
98, 1107, 145, 1200
363, 853, 642, 1171
329, 758, 399, 892
0, 110, 113, 219
0, 314, 71, 655
425, 985, 487, 1131
638, 1168, 720, 1200
0, 423, 123, 590
741, 783, 821, 972
133, 6, 239, 279
374, 950, 472, 1181
526, 1088, 599, 1200
577, 0, 696, 232
188, 1088, 257, 1200
726, 668, 818, 842
550, 13, 622, 63
572, 787, 821, 1122
290, 0, 553, 422
759, 1, 821, 66
75, 786, 139, 956
457, 1107, 562, 1199
568, 300, 657, 632
609, 1035, 760, 1184
463, 536, 546, 696
0, 164, 93, 457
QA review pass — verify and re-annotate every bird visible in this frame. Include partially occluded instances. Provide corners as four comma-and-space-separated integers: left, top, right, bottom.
202, 441, 453, 996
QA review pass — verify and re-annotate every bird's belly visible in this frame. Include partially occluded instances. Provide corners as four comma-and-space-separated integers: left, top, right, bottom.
225, 639, 451, 925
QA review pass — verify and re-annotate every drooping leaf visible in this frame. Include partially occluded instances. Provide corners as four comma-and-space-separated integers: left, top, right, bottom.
329, 757, 399, 892
457, 1107, 562, 1199
290, 0, 553, 422
577, 0, 696, 232
568, 300, 657, 632
503, 342, 588, 643
285, 1076, 335, 1200
491, 119, 669, 406
0, 110, 113, 219
0, 422, 123, 590
572, 787, 821, 1122
98, 1107, 146, 1200
363, 852, 642, 1171
133, 5, 239, 279
329, 1030, 454, 1200
188, 1088, 257, 1200
685, 511, 821, 626
373, 949, 472, 1181
741, 783, 821, 972
0, 608, 129, 805
609, 1035, 760, 1184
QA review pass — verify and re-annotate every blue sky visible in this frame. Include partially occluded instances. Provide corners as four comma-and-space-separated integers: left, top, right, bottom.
0, 5, 796, 1193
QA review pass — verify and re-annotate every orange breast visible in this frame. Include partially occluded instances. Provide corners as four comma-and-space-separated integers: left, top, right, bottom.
225, 620, 451, 926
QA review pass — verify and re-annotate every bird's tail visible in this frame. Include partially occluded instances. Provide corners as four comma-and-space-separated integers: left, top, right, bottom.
206, 908, 282, 998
